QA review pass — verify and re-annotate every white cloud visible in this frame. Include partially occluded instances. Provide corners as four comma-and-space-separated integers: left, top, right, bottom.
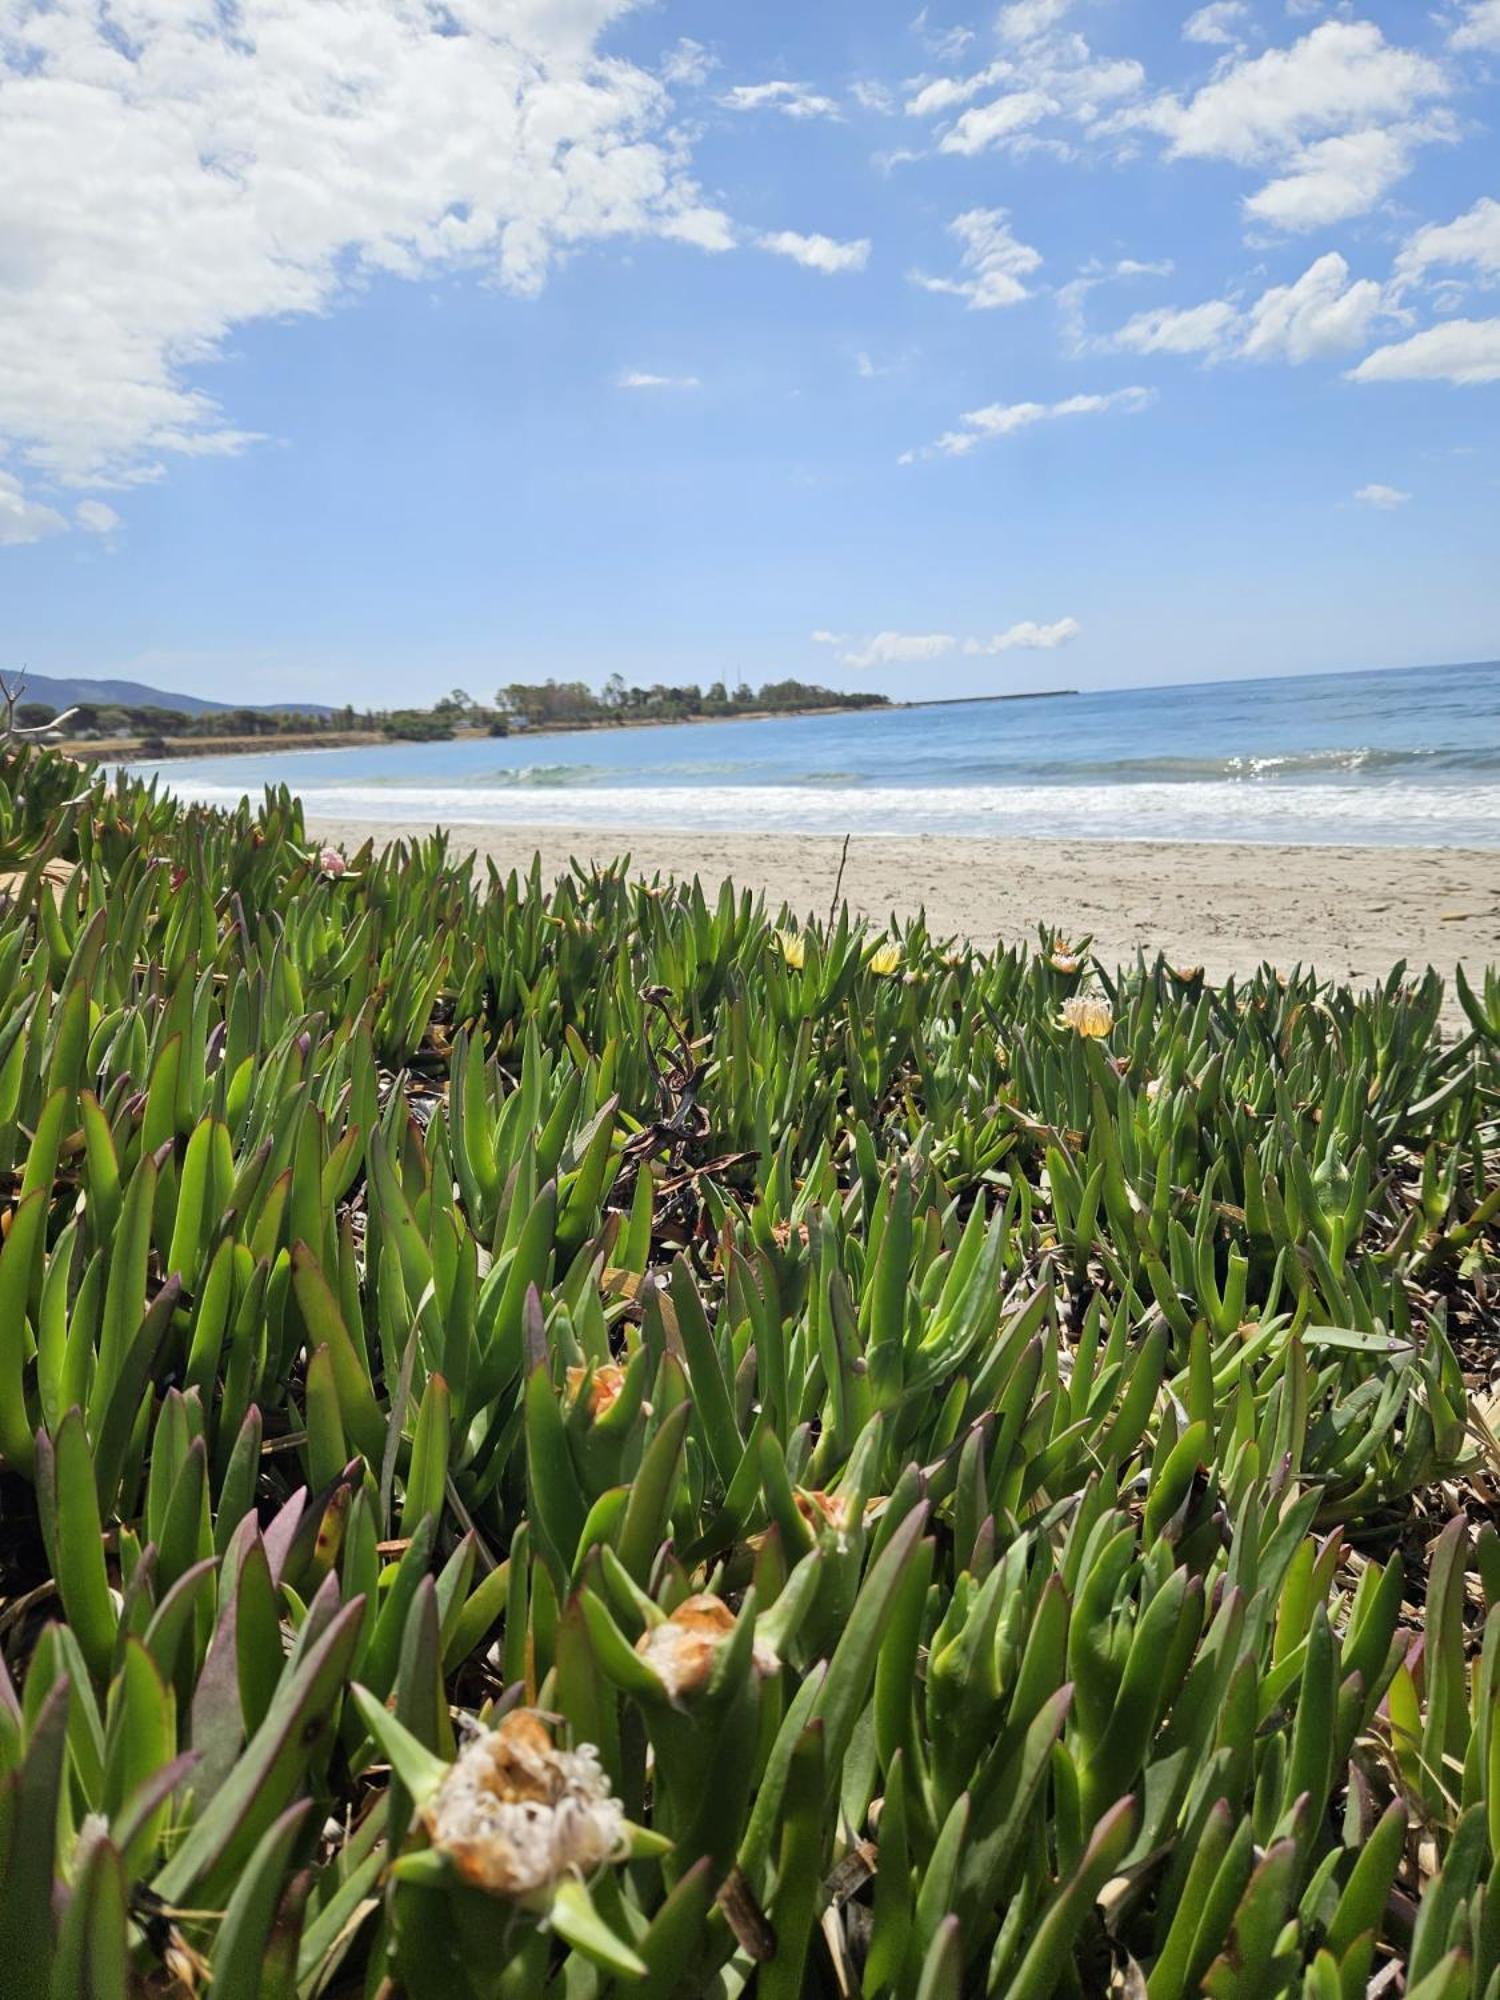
909, 208, 1042, 309
939, 88, 1059, 154
1240, 252, 1385, 361
1353, 483, 1411, 508
998, 0, 1074, 42
1395, 198, 1500, 290
911, 12, 977, 62
719, 81, 841, 120
662, 40, 716, 90
1100, 253, 1385, 366
1127, 22, 1449, 226
1110, 299, 1242, 355
909, 25, 1143, 158
0, 0, 734, 505
1451, 2, 1500, 50
0, 470, 68, 546
617, 371, 700, 390
758, 231, 871, 274
845, 632, 956, 668
1057, 257, 1175, 351
1183, 3, 1250, 46
962, 617, 1081, 653
1244, 126, 1429, 231
1349, 319, 1500, 385
901, 385, 1153, 462
850, 80, 897, 113
1142, 23, 1445, 164
813, 618, 1080, 667
905, 62, 1012, 119
75, 500, 122, 534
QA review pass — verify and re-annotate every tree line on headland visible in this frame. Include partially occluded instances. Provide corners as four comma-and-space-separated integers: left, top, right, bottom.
18, 676, 889, 751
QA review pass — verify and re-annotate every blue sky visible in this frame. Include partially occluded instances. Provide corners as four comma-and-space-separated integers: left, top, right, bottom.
1, 0, 1497, 706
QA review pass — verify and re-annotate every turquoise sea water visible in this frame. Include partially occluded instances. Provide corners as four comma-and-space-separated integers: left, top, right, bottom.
136, 659, 1500, 847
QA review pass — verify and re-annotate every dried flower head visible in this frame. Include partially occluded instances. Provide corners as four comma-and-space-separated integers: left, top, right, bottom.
420, 1709, 626, 1901
1048, 952, 1082, 975
795, 1487, 851, 1534
564, 1362, 626, 1419
634, 1594, 777, 1700
775, 929, 806, 970
1060, 994, 1114, 1039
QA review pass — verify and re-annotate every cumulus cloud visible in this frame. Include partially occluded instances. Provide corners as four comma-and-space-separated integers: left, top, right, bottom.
1353, 483, 1411, 509
1395, 198, 1500, 291
901, 386, 1153, 463
616, 371, 700, 390
1349, 320, 1500, 385
1450, 1, 1500, 50
962, 617, 1081, 653
939, 88, 1060, 154
1099, 254, 1385, 365
1243, 127, 1431, 232
813, 618, 1080, 667
1183, 2, 1250, 46
909, 208, 1042, 309
1109, 300, 1242, 356
1125, 22, 1449, 227
1240, 253, 1385, 361
758, 231, 871, 274
0, 0, 736, 537
0, 471, 68, 546
719, 80, 841, 120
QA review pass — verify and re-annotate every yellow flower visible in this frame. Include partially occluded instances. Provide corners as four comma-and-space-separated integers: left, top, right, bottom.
775, 929, 806, 969
564, 1362, 627, 1419
866, 940, 902, 976
421, 1710, 627, 1901
1061, 994, 1114, 1038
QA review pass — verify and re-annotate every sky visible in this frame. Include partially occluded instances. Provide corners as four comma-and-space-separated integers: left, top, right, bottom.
1, 0, 1498, 707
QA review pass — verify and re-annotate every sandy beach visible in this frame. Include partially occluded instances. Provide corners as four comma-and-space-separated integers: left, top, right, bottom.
308, 816, 1500, 1003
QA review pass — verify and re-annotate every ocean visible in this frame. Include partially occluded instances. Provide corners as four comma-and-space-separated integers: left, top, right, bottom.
135, 659, 1500, 847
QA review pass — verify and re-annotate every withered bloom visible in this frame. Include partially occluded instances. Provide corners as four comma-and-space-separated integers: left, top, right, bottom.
634, 1594, 777, 1699
421, 1709, 626, 1900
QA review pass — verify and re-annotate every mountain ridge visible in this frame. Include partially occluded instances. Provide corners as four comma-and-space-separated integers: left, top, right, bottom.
8, 670, 333, 718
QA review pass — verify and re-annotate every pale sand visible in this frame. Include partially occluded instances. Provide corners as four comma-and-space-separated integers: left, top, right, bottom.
308, 817, 1500, 1007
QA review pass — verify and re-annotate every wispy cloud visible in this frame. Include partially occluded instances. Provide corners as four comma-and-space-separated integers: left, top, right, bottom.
720, 80, 841, 120
759, 231, 871, 274
814, 618, 1081, 667
901, 386, 1153, 463
909, 208, 1042, 309
1353, 483, 1411, 509
616, 370, 701, 391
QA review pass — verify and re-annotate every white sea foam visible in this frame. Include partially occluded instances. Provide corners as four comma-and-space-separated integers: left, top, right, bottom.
149, 777, 1500, 847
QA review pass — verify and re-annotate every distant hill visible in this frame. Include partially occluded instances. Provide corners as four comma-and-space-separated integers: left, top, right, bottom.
10, 671, 333, 719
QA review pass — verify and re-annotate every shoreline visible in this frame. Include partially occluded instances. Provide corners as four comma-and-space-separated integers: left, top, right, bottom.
62, 700, 895, 765
306, 816, 1500, 1014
